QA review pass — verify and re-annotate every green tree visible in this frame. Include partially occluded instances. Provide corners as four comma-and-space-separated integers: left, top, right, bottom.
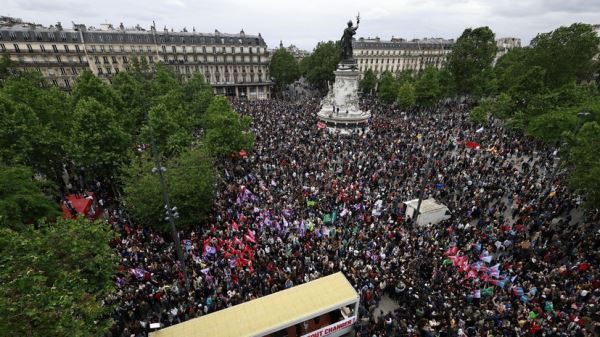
299, 41, 340, 90
415, 66, 441, 107
70, 98, 131, 181
448, 26, 497, 95
397, 82, 416, 108
151, 64, 181, 97
270, 48, 300, 92
182, 73, 214, 127
359, 68, 377, 95
437, 68, 456, 98
140, 97, 193, 156
470, 99, 493, 124
377, 71, 399, 104
111, 71, 148, 134
201, 97, 254, 157
528, 23, 600, 89
70, 70, 123, 113
0, 217, 117, 337
494, 47, 530, 93
565, 122, 600, 208
1, 75, 71, 180
122, 146, 215, 231
527, 110, 578, 142
396, 69, 415, 85
0, 165, 59, 229
507, 65, 547, 112
0, 54, 17, 81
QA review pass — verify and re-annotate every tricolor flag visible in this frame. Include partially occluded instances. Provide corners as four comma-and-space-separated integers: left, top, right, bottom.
488, 264, 500, 278
512, 286, 525, 296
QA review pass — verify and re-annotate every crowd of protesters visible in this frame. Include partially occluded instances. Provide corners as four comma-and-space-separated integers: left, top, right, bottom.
104, 96, 600, 337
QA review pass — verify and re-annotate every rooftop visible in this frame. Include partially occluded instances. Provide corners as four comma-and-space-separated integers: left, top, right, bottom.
404, 198, 449, 213
149, 272, 358, 337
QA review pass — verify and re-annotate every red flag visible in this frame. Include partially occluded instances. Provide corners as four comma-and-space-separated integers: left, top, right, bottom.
246, 229, 255, 241
233, 237, 242, 245
230, 221, 240, 231
244, 229, 256, 244
239, 149, 248, 157
465, 141, 481, 149
317, 121, 326, 129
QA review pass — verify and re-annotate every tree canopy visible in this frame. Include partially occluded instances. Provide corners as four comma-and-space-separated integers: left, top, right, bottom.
359, 68, 377, 95
270, 48, 300, 92
0, 218, 118, 337
201, 97, 255, 158
396, 82, 416, 109
299, 41, 340, 90
377, 71, 399, 104
0, 165, 60, 229
122, 146, 215, 232
471, 23, 600, 208
448, 26, 497, 96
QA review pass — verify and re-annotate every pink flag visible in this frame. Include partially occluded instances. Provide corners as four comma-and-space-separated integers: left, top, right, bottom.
465, 270, 478, 280
443, 246, 459, 256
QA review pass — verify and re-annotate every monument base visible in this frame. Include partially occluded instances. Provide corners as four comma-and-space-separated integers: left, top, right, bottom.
317, 64, 371, 134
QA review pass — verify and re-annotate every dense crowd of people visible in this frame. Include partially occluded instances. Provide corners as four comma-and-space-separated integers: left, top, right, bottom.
104, 96, 599, 337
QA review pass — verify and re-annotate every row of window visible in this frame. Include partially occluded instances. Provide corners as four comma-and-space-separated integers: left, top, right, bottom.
357, 49, 450, 56
0, 31, 76, 42
360, 63, 442, 73
359, 57, 445, 65
83, 32, 262, 47
1, 43, 81, 53
1, 42, 266, 55
1, 30, 266, 47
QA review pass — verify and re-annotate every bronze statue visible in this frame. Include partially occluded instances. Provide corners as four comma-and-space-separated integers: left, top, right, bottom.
340, 13, 360, 63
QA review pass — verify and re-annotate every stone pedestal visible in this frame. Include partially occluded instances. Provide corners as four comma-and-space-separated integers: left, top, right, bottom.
317, 63, 371, 134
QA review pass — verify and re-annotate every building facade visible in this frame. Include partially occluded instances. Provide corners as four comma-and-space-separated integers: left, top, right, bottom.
495, 37, 522, 63
0, 17, 271, 99
275, 41, 310, 61
352, 37, 454, 78
353, 36, 521, 78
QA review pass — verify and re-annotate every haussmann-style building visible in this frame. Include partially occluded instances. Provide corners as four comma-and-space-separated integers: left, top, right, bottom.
352, 35, 521, 78
0, 16, 272, 99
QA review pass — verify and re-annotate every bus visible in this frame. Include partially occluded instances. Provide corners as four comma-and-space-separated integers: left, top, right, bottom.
149, 272, 360, 337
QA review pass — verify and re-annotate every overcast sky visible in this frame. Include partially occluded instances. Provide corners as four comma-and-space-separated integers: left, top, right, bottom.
3, 0, 600, 50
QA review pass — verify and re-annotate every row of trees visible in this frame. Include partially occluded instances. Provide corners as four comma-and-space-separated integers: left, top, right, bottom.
270, 41, 341, 92
468, 23, 600, 208
0, 56, 254, 335
1, 56, 253, 229
359, 26, 498, 107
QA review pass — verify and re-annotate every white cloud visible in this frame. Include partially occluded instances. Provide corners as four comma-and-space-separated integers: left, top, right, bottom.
2, 0, 599, 50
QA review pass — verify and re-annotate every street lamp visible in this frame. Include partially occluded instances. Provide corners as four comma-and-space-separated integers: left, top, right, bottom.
151, 143, 190, 292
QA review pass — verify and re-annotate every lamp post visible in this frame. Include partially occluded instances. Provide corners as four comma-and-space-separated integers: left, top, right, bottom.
150, 140, 190, 291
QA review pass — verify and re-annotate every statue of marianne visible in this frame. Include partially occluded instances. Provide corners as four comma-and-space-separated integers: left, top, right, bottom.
340, 14, 360, 62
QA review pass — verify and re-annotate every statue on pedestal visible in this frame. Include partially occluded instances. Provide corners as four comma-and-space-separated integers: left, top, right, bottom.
340, 13, 360, 64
